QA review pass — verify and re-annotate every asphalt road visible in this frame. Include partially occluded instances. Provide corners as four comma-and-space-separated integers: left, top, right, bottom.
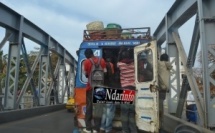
0, 110, 74, 133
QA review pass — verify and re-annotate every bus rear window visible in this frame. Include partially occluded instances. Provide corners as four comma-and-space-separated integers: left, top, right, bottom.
137, 49, 153, 82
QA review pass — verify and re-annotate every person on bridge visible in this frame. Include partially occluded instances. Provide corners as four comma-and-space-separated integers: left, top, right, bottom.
50, 89, 54, 105
186, 90, 197, 124
83, 48, 107, 133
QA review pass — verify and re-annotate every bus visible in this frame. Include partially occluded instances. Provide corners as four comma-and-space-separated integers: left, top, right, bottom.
74, 26, 160, 132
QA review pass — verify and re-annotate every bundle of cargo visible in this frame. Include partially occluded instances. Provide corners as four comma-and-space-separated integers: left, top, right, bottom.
105, 23, 122, 39
121, 31, 132, 39
86, 21, 105, 39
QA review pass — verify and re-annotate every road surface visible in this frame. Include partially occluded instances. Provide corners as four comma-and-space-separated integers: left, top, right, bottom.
0, 110, 74, 133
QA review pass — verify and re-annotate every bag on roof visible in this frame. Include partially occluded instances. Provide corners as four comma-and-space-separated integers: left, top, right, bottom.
89, 58, 104, 88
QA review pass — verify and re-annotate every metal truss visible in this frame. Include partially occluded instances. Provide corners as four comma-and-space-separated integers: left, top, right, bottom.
154, 0, 215, 129
197, 0, 215, 128
0, 2, 77, 110
38, 51, 49, 106
57, 59, 66, 104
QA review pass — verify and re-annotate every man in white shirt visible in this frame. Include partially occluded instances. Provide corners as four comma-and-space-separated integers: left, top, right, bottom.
187, 91, 195, 105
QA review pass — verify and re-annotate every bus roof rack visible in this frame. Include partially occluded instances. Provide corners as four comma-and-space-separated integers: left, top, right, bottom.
83, 27, 151, 41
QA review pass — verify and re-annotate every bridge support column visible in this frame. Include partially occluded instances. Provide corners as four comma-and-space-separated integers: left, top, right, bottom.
172, 31, 205, 126
65, 63, 76, 98
197, 0, 215, 128
4, 43, 22, 109
70, 65, 76, 97
57, 57, 66, 104
165, 15, 181, 114
38, 48, 49, 106
4, 17, 23, 110
176, 15, 200, 118
167, 44, 181, 114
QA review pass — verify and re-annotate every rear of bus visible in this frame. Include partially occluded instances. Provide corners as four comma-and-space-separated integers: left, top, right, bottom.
74, 26, 151, 130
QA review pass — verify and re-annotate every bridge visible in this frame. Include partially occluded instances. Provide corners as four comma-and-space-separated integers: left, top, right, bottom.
0, 1, 215, 133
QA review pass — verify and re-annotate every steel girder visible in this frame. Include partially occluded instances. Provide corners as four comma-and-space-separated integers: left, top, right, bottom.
153, 0, 215, 129
172, 31, 205, 126
38, 49, 49, 106
58, 59, 66, 104
176, 15, 200, 118
165, 9, 181, 114
153, 0, 199, 114
197, 0, 215, 128
4, 16, 23, 110
0, 2, 76, 66
153, 0, 197, 45
0, 2, 77, 110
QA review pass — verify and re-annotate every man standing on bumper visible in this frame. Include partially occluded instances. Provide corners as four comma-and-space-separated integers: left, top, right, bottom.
117, 49, 137, 133
83, 49, 106, 133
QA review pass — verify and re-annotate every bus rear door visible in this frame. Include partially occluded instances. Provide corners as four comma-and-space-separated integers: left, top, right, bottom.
134, 40, 159, 132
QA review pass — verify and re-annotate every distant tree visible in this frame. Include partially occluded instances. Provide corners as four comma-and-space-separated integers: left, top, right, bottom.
28, 54, 38, 85
193, 67, 202, 78
50, 52, 58, 71
18, 56, 27, 90
26, 50, 59, 88
197, 45, 215, 64
0, 49, 59, 94
0, 51, 7, 91
0, 51, 3, 73
196, 45, 215, 97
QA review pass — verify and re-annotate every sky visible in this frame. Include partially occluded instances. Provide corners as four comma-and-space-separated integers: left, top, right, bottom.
0, 0, 196, 61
